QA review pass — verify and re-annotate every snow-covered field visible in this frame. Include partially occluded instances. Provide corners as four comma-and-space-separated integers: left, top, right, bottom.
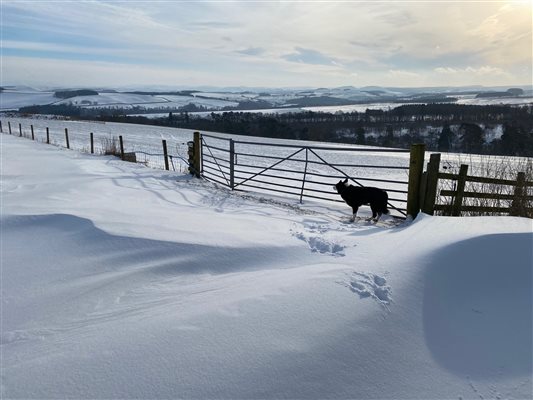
1, 131, 532, 399
2, 86, 531, 114
0, 90, 58, 109
456, 96, 533, 106
1, 117, 196, 172
0, 91, 239, 111
131, 97, 533, 119
131, 102, 402, 119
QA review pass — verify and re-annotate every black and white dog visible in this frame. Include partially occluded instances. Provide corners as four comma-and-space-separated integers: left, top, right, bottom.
334, 179, 389, 222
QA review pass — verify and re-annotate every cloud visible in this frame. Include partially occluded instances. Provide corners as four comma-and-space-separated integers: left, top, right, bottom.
186, 21, 238, 31
374, 8, 416, 27
434, 67, 459, 75
428, 65, 519, 86
236, 47, 265, 57
434, 66, 510, 77
387, 70, 421, 79
1, 2, 530, 88
282, 47, 338, 66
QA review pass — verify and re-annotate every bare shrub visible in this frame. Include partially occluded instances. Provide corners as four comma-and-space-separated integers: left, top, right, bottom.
436, 154, 532, 217
101, 136, 120, 157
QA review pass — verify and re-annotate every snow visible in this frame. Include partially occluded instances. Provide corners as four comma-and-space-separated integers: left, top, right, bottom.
129, 102, 422, 119
0, 91, 240, 112
0, 91, 58, 110
4, 85, 530, 115
53, 92, 167, 106
2, 117, 197, 171
1, 132, 532, 399
456, 96, 533, 107
53, 93, 239, 111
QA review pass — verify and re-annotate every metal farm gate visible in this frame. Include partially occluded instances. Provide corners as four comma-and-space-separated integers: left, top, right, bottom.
197, 133, 415, 218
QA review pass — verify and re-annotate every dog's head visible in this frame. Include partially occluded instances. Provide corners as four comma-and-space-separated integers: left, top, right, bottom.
333, 178, 349, 193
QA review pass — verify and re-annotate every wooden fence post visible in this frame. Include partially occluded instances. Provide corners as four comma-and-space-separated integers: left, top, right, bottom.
162, 139, 169, 170
90, 132, 94, 154
119, 135, 125, 160
452, 164, 469, 216
422, 153, 441, 215
8, 122, 12, 134
65, 128, 70, 149
46, 127, 50, 144
406, 143, 426, 218
229, 139, 235, 189
31, 125, 35, 140
193, 131, 202, 178
510, 172, 526, 217
19, 123, 22, 137
187, 141, 194, 175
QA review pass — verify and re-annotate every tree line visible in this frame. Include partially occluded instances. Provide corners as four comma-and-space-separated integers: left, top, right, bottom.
18, 103, 533, 156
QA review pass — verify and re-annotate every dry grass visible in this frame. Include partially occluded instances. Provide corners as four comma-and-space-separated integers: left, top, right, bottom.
100, 136, 120, 157
436, 154, 532, 217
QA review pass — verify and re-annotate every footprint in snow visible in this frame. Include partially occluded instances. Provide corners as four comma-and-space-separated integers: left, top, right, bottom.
292, 231, 345, 257
345, 272, 392, 307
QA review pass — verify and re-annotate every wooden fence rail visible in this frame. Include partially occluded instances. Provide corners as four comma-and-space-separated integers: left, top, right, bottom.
421, 158, 532, 218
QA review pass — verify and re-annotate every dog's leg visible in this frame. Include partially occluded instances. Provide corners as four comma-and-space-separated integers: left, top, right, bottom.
350, 207, 359, 222
366, 206, 381, 223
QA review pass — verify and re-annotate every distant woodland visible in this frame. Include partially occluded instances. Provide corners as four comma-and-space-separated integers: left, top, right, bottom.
18, 103, 533, 156
54, 90, 99, 99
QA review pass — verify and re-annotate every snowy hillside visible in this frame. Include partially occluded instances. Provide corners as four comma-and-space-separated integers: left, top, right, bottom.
1, 133, 532, 399
0, 89, 239, 112
0, 89, 58, 109
54, 93, 239, 110
2, 85, 531, 113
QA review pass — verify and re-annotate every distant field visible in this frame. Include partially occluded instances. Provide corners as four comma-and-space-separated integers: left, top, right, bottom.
2, 86, 531, 114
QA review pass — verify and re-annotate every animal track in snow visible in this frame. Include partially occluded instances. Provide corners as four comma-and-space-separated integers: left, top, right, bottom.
292, 231, 345, 257
345, 272, 392, 307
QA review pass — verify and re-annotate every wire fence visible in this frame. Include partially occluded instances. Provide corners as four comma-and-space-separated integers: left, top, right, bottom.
2, 120, 192, 173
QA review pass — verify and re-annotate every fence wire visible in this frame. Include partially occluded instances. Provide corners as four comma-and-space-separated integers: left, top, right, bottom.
3, 120, 191, 173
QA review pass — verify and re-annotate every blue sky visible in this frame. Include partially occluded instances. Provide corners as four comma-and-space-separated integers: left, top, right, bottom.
1, 1, 531, 89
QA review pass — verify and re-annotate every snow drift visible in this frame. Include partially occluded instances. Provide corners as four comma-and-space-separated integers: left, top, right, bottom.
1, 133, 532, 399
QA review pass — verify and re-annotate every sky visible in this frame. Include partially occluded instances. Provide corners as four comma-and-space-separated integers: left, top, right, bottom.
1, 1, 532, 89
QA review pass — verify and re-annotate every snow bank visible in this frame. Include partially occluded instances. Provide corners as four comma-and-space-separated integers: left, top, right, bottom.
423, 232, 532, 377
1, 134, 532, 399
